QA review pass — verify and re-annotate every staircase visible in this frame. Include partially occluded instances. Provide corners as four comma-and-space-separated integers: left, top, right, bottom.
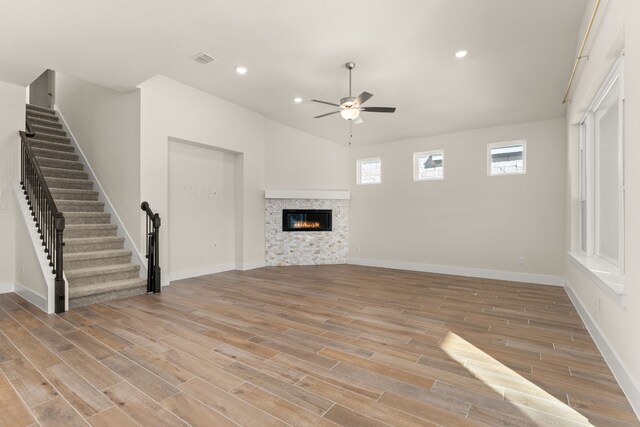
25, 104, 147, 308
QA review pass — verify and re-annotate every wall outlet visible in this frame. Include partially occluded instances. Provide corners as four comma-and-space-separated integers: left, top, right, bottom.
357, 246, 361, 253
518, 256, 525, 265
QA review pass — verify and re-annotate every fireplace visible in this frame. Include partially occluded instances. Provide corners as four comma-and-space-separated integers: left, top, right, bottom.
282, 209, 332, 232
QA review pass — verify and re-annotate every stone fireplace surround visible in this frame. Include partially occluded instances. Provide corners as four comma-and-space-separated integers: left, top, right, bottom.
265, 190, 349, 266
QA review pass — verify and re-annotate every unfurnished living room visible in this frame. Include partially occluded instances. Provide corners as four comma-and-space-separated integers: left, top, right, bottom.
0, 0, 638, 426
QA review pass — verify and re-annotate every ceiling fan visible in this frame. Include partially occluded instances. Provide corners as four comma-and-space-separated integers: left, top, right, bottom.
312, 62, 396, 126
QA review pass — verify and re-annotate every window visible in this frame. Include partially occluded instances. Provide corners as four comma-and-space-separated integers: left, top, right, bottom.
579, 55, 625, 273
414, 150, 444, 181
357, 158, 381, 184
488, 141, 526, 176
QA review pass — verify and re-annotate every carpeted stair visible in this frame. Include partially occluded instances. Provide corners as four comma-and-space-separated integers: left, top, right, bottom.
25, 104, 147, 308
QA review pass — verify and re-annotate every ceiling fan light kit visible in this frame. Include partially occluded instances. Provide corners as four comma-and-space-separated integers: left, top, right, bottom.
311, 62, 396, 124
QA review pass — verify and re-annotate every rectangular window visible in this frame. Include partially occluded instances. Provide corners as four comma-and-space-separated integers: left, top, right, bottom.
414, 150, 444, 181
357, 158, 381, 185
579, 54, 624, 274
488, 141, 526, 176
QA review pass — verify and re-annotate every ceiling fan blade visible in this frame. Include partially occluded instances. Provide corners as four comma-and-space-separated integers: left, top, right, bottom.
314, 111, 341, 119
355, 92, 373, 105
361, 107, 396, 113
311, 99, 340, 107
354, 116, 363, 125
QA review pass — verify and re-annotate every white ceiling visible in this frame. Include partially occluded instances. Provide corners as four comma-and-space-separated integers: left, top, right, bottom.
0, 0, 586, 145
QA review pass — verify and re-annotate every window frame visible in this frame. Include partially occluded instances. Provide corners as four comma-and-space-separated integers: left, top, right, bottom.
413, 150, 444, 181
487, 140, 527, 176
578, 54, 625, 274
356, 157, 382, 185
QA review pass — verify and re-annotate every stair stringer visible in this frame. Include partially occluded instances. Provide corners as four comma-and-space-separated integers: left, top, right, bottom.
54, 106, 148, 277
13, 182, 67, 313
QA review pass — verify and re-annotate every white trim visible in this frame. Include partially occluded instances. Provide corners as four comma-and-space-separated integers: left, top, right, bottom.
487, 140, 527, 176
348, 257, 566, 287
13, 182, 57, 313
13, 282, 47, 312
356, 157, 382, 185
170, 263, 236, 281
413, 150, 444, 181
565, 284, 640, 419
236, 260, 266, 271
265, 190, 350, 200
568, 252, 625, 306
55, 107, 148, 274
0, 282, 14, 294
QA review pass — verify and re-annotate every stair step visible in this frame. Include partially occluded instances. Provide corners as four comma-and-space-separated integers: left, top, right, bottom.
26, 110, 59, 122
29, 117, 62, 129
63, 212, 111, 225
69, 278, 147, 308
31, 124, 67, 136
66, 223, 117, 238
65, 249, 132, 270
66, 263, 140, 287
56, 200, 105, 213
36, 157, 84, 171
65, 236, 125, 253
28, 139, 74, 152
50, 188, 98, 201
32, 148, 79, 162
45, 177, 93, 190
29, 132, 70, 144
26, 104, 56, 115
41, 166, 88, 180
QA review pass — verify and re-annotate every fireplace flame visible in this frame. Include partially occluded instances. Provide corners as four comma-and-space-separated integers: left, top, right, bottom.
293, 221, 321, 229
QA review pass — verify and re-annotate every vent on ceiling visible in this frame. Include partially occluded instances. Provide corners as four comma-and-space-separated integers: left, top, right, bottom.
191, 52, 215, 65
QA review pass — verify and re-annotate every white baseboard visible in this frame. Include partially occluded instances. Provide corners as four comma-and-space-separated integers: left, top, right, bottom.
169, 263, 236, 282
0, 282, 14, 294
565, 285, 640, 419
236, 260, 266, 271
13, 282, 47, 312
348, 257, 566, 286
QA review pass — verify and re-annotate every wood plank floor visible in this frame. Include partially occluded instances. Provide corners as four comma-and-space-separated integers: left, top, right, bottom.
0, 265, 638, 426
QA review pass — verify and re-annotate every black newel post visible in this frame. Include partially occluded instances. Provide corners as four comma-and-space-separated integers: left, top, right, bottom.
54, 212, 65, 313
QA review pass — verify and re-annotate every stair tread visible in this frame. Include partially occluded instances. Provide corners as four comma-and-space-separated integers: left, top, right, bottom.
46, 177, 92, 183
66, 263, 140, 278
66, 236, 124, 244
50, 189, 97, 195
65, 223, 117, 229
55, 200, 104, 205
69, 278, 147, 299
26, 105, 56, 115
63, 212, 110, 217
32, 148, 79, 160
28, 140, 74, 152
65, 249, 132, 261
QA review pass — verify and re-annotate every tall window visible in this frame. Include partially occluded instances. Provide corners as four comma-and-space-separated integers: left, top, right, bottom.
488, 141, 526, 176
414, 150, 444, 181
579, 55, 624, 271
357, 158, 381, 184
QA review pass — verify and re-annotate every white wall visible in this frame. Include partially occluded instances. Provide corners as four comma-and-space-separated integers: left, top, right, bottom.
55, 72, 141, 251
265, 119, 349, 190
168, 140, 238, 277
0, 80, 26, 287
565, 0, 640, 413
348, 118, 566, 284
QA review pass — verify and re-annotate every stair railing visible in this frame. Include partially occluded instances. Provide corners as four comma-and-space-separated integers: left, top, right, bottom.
141, 202, 161, 293
19, 129, 66, 313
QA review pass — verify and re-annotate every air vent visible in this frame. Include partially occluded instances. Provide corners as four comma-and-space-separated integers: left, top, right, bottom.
191, 52, 215, 65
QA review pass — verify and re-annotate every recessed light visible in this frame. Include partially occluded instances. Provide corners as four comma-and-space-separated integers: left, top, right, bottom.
235, 66, 248, 75
455, 49, 469, 59
293, 97, 303, 104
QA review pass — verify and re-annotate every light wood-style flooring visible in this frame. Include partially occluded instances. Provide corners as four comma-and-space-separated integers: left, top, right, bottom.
0, 265, 638, 426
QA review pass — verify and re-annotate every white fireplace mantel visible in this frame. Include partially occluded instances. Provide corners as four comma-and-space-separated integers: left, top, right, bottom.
264, 190, 350, 200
